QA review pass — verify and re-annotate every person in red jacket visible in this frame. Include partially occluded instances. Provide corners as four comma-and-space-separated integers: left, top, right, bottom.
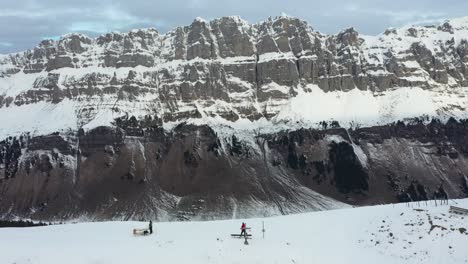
240, 222, 247, 237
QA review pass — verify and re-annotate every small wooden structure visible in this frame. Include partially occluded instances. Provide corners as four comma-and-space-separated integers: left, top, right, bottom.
231, 226, 252, 245
449, 206, 468, 215
133, 228, 150, 236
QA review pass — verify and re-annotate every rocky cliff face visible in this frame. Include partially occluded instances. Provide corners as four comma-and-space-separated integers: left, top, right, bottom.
1, 119, 467, 221
0, 15, 468, 220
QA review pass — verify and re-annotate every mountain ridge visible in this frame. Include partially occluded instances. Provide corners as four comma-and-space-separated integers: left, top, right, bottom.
0, 15, 468, 221
3, 15, 468, 55
0, 15, 467, 140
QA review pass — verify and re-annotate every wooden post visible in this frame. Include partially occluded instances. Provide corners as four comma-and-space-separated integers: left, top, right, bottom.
244, 230, 249, 245
262, 221, 265, 239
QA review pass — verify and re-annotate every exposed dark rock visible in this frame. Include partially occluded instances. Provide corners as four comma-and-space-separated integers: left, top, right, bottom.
0, 120, 468, 220
29, 134, 73, 155
79, 127, 125, 155
287, 141, 299, 169
328, 141, 368, 193
462, 176, 468, 194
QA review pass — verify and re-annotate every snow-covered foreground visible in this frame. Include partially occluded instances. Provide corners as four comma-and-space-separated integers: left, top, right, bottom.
1, 200, 467, 264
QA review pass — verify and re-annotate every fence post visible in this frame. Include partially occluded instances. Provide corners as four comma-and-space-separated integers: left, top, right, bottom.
262, 221, 265, 240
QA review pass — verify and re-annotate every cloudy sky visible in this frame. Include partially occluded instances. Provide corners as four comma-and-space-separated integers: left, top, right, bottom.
1, 0, 467, 53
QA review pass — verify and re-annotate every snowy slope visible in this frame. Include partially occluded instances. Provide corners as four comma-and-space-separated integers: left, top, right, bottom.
1, 199, 467, 264
0, 84, 466, 140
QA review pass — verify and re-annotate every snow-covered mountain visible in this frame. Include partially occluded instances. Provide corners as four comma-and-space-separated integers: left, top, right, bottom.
1, 199, 467, 264
0, 16, 468, 221
1, 16, 468, 137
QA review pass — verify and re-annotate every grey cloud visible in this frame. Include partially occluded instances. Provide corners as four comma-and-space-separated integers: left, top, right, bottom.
0, 0, 467, 53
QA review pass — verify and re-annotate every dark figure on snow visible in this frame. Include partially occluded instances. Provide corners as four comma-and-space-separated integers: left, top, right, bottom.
240, 222, 247, 237
149, 220, 153, 234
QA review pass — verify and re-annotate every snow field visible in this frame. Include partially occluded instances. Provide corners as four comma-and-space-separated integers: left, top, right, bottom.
0, 199, 467, 264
